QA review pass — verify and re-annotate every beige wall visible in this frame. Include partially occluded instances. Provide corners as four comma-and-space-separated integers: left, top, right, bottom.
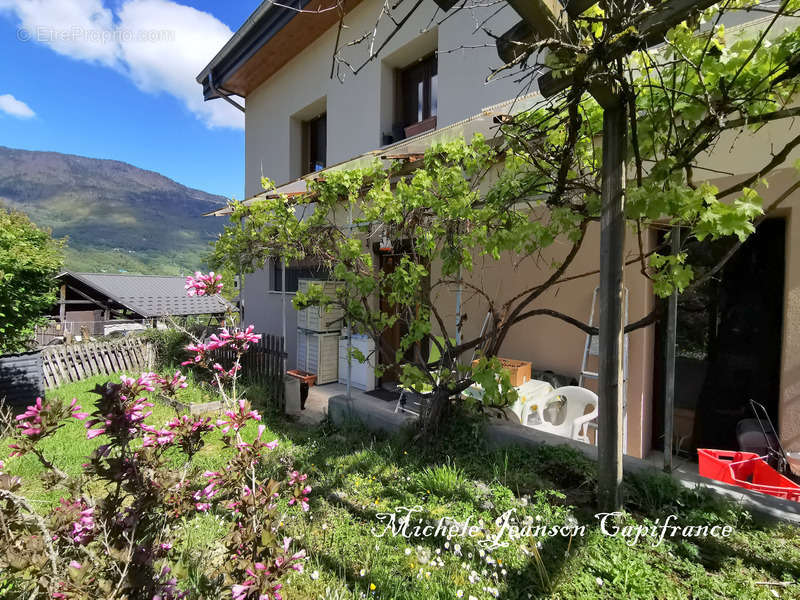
243, 0, 521, 197
431, 223, 655, 457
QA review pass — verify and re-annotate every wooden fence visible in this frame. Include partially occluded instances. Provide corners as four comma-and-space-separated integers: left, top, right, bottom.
212, 334, 287, 407
41, 338, 154, 390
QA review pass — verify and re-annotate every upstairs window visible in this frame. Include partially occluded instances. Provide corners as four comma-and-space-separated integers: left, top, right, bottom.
399, 54, 437, 136
273, 261, 330, 293
305, 113, 327, 174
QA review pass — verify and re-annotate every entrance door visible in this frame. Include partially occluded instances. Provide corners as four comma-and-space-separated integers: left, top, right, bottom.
378, 253, 409, 384
653, 219, 785, 454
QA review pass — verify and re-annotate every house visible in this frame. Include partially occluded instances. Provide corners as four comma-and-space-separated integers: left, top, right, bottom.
197, 1, 800, 461
39, 272, 232, 344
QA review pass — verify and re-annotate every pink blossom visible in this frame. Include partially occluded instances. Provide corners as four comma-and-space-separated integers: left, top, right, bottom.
69, 398, 88, 421
86, 428, 106, 439
231, 583, 252, 600
185, 271, 223, 297
70, 506, 95, 545
157, 371, 188, 396
216, 399, 262, 434
120, 372, 157, 395
15, 397, 45, 436
288, 471, 307, 486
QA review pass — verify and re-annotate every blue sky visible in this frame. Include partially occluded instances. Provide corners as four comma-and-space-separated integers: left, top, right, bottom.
0, 1, 259, 200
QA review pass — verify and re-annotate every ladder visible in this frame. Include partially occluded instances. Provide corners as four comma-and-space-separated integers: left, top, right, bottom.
579, 287, 629, 446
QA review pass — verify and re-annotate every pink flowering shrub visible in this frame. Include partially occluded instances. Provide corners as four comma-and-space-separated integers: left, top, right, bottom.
0, 378, 311, 599
1, 273, 304, 598
177, 274, 261, 408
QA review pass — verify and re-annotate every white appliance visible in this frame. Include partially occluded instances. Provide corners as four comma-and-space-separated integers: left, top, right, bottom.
338, 335, 376, 392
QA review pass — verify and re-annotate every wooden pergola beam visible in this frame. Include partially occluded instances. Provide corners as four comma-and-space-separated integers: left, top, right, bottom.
506, 0, 566, 40
539, 0, 719, 97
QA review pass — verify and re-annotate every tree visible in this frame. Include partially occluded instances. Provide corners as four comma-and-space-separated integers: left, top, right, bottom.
213, 0, 800, 509
0, 205, 64, 354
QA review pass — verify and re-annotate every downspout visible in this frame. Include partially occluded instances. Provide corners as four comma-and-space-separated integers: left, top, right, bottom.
207, 72, 246, 113
282, 258, 287, 372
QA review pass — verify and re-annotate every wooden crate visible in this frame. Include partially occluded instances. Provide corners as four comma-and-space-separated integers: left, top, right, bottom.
471, 357, 532, 387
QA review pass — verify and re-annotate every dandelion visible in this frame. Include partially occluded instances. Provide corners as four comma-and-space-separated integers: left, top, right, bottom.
370, 583, 376, 591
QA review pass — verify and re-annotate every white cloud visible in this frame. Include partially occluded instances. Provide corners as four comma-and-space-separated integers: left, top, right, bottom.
0, 94, 36, 118
0, 0, 243, 129
0, 0, 118, 66
117, 0, 243, 129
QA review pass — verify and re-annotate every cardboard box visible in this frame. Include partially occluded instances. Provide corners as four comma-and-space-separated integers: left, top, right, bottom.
472, 357, 532, 387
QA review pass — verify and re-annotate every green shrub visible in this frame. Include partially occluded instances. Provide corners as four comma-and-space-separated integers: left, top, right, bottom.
140, 328, 192, 369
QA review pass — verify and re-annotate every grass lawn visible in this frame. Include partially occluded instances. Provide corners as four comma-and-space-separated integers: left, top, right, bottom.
2, 374, 799, 599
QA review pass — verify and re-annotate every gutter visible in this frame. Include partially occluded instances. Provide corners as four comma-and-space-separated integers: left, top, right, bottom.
195, 0, 276, 88
206, 72, 245, 113
196, 0, 314, 102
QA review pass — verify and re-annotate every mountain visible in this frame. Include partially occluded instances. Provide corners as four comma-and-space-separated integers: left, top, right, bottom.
0, 146, 229, 275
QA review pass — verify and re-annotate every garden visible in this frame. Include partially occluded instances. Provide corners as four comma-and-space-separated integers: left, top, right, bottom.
1, 276, 798, 599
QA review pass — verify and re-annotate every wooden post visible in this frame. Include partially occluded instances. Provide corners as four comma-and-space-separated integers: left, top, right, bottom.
663, 225, 680, 472
597, 96, 627, 512
59, 284, 66, 322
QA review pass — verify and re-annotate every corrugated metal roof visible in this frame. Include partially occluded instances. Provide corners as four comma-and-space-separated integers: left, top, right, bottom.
59, 272, 231, 318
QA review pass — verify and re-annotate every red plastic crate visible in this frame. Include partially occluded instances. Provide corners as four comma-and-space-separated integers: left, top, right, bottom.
697, 449, 759, 485
730, 456, 800, 501
698, 448, 800, 502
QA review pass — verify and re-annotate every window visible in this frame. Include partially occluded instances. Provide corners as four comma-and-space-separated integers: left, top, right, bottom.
305, 114, 327, 174
399, 54, 437, 133
273, 261, 330, 293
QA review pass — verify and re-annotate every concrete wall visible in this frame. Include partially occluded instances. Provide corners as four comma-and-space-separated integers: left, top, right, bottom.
241, 264, 300, 370
244, 0, 521, 196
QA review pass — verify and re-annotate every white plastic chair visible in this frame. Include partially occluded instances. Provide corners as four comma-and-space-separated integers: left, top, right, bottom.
521, 386, 598, 445
508, 379, 554, 423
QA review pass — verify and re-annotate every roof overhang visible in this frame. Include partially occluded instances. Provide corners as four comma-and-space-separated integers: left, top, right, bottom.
197, 0, 365, 101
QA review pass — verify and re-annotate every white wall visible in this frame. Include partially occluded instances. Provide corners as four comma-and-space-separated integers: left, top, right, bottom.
244, 0, 522, 197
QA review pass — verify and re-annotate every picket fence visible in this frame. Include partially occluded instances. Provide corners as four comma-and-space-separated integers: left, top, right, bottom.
40, 338, 154, 390
37, 334, 287, 408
